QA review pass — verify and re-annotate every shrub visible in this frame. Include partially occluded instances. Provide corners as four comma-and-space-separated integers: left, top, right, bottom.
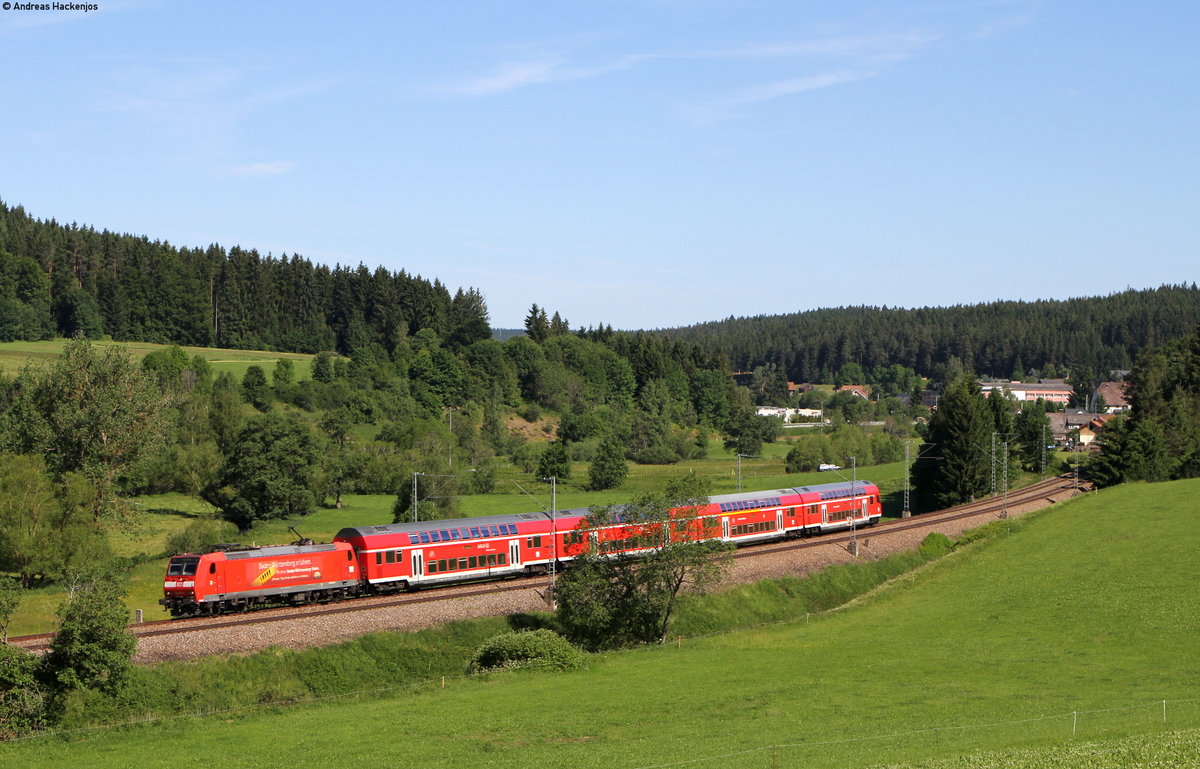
511, 441, 548, 472
466, 629, 586, 674
0, 644, 45, 737
165, 518, 240, 556
918, 532, 953, 558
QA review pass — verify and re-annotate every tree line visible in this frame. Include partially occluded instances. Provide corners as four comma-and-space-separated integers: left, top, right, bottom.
1090, 323, 1200, 486
0, 201, 489, 354
660, 285, 1200, 384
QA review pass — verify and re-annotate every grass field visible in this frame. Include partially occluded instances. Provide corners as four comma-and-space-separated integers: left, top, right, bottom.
0, 338, 316, 381
4, 479, 1197, 767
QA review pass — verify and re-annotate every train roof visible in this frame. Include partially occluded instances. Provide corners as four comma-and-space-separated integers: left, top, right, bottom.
335, 482, 878, 542
707, 480, 876, 505
334, 507, 590, 542
171, 542, 347, 560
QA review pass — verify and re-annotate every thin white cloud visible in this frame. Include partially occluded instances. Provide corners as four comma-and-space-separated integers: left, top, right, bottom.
226, 161, 295, 177
725, 69, 878, 106
435, 32, 940, 98
441, 55, 647, 96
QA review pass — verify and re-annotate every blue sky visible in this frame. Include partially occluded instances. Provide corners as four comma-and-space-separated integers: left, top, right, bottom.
1, 1, 1196, 330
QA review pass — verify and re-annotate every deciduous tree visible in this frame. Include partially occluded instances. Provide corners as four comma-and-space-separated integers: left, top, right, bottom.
554, 475, 731, 649
205, 413, 321, 529
42, 567, 136, 697
587, 434, 628, 491
0, 339, 167, 520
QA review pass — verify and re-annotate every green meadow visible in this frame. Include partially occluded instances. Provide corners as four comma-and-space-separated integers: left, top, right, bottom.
0, 338, 315, 381
4, 479, 1197, 767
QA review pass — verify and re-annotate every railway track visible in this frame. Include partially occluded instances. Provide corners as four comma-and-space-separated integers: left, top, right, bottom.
6, 474, 1087, 655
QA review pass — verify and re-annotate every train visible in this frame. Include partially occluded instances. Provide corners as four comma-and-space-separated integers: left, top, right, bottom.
160, 479, 881, 617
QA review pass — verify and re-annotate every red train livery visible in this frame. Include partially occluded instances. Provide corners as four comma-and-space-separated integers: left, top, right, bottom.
160, 541, 359, 616
160, 480, 880, 616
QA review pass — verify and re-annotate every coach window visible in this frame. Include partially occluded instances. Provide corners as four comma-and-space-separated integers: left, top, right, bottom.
375, 553, 381, 565
386, 551, 395, 564
419, 532, 431, 544
427, 561, 437, 574
470, 527, 481, 538
469, 556, 477, 569
209, 563, 216, 574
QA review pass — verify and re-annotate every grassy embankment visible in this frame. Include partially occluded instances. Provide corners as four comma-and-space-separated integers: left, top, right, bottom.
3, 479, 1198, 767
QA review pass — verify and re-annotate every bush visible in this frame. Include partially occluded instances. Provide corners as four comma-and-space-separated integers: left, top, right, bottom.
918, 531, 953, 558
0, 644, 45, 737
165, 518, 240, 556
632, 443, 680, 465
466, 629, 586, 674
511, 441, 548, 472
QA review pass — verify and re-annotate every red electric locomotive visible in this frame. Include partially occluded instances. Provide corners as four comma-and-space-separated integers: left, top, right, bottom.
160, 540, 360, 616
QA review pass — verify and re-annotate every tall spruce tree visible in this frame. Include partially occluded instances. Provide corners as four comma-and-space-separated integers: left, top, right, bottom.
912, 374, 992, 511
524, 303, 549, 344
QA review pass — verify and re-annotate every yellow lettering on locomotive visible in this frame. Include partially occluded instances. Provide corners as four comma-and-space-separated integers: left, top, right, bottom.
252, 566, 276, 586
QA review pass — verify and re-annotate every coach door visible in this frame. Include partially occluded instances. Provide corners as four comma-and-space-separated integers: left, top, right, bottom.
509, 540, 521, 568
721, 517, 730, 539
775, 509, 784, 532
412, 551, 423, 580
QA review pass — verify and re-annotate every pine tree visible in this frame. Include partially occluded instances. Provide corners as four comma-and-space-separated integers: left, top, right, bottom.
912, 374, 992, 511
524, 303, 549, 344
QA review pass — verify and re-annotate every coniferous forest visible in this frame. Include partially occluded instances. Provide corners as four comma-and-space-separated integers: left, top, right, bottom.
661, 285, 1200, 382
0, 201, 483, 353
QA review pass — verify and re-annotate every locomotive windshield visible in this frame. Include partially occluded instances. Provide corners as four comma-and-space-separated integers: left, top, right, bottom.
167, 557, 199, 576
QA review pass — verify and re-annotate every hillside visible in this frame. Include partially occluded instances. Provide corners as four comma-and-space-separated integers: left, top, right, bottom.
4, 479, 1197, 767
659, 285, 1200, 383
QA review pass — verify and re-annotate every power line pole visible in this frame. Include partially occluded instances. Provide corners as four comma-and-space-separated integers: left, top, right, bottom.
548, 475, 557, 593
411, 472, 422, 523
736, 454, 757, 493
990, 432, 998, 496
903, 441, 912, 518
1041, 422, 1048, 479
1000, 440, 1010, 519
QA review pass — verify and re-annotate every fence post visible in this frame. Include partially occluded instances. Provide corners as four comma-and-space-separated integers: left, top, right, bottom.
1072, 711, 1077, 736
